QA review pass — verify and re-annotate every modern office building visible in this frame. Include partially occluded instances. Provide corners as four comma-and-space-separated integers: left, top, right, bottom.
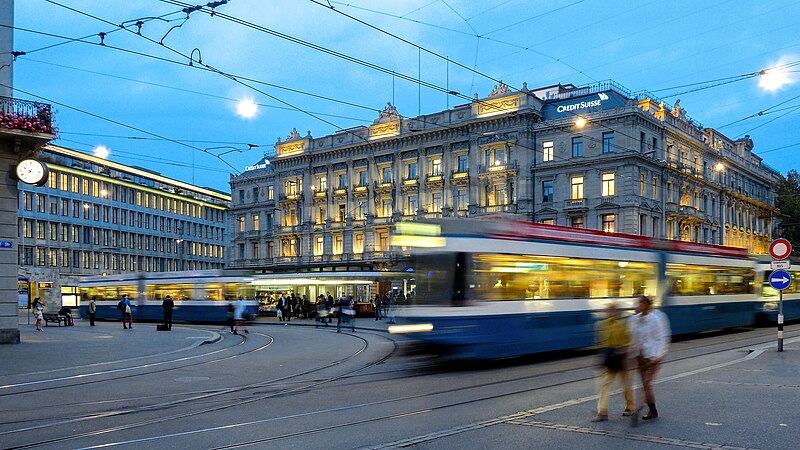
18, 145, 230, 306
228, 80, 779, 273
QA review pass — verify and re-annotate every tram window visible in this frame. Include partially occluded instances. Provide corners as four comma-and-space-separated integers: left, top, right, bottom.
666, 264, 753, 296
471, 253, 657, 301
413, 253, 457, 305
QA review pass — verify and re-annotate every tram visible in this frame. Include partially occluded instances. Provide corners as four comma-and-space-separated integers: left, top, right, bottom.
77, 269, 409, 323
390, 219, 757, 359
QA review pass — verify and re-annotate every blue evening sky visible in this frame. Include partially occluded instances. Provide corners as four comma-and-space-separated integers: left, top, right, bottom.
12, 0, 800, 192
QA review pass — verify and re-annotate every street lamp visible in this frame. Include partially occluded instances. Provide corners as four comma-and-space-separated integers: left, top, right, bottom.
574, 117, 587, 128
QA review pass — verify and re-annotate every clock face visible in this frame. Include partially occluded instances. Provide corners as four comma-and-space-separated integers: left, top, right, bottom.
16, 158, 48, 186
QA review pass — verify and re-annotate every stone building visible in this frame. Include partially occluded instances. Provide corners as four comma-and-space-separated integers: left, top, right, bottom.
17, 145, 230, 307
229, 80, 779, 273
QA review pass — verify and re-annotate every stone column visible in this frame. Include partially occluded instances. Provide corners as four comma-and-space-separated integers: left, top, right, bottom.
0, 150, 19, 343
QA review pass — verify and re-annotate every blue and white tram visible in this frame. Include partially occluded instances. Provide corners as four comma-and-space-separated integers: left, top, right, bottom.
390, 220, 756, 359
754, 261, 800, 324
78, 270, 259, 323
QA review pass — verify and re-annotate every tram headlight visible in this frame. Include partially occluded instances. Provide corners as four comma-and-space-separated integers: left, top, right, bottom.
388, 323, 434, 334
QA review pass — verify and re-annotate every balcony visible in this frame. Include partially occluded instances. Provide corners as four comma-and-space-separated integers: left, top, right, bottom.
353, 185, 369, 196
312, 191, 328, 201
333, 188, 348, 198
401, 177, 419, 188
564, 198, 586, 209
426, 173, 444, 186
279, 193, 303, 203
478, 160, 519, 176
450, 169, 470, 184
476, 204, 517, 214
0, 97, 55, 135
374, 181, 394, 193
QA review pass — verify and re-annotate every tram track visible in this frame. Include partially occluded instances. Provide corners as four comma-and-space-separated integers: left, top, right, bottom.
3, 325, 795, 449
75, 326, 800, 449
2, 329, 400, 450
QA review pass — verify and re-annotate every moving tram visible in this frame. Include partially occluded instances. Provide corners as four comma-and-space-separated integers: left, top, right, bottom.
390, 219, 757, 359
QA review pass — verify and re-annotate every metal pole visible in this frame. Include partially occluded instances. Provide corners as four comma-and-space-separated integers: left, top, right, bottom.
778, 289, 784, 352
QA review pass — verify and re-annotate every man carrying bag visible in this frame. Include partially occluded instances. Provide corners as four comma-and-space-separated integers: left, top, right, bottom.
592, 302, 634, 422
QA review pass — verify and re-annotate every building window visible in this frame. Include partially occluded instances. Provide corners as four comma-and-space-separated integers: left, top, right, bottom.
253, 214, 260, 231
572, 137, 583, 157
358, 170, 367, 186
602, 214, 616, 233
23, 219, 33, 238
541, 218, 555, 225
317, 206, 326, 224
356, 201, 367, 220
457, 154, 468, 172
431, 192, 442, 213
267, 241, 274, 258
406, 162, 417, 179
667, 181, 674, 203
71, 176, 79, 193
602, 132, 614, 153
353, 233, 364, 254
601, 173, 615, 197
238, 190, 245, 203
493, 184, 508, 205
431, 158, 442, 176
337, 173, 347, 189
406, 195, 417, 215
238, 243, 245, 259
378, 232, 389, 251
381, 200, 392, 217
37, 194, 45, 213
542, 180, 553, 203
36, 248, 45, 266
23, 192, 32, 211
314, 236, 324, 256
317, 175, 327, 191
640, 173, 646, 196
456, 189, 468, 211
267, 185, 274, 200
653, 217, 659, 238
252, 187, 259, 201
382, 166, 392, 183
333, 234, 343, 255
571, 176, 584, 200
252, 242, 260, 258
60, 173, 68, 190
652, 177, 658, 200
571, 216, 584, 228
542, 141, 554, 162
49, 248, 57, 267
61, 199, 69, 216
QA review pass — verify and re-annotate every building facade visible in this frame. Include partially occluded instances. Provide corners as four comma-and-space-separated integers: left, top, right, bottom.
229, 80, 779, 273
18, 145, 230, 307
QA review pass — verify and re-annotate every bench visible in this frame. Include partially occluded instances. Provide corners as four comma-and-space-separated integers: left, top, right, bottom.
42, 312, 69, 326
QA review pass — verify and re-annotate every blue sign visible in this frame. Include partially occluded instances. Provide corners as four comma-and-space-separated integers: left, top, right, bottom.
769, 270, 792, 291
0, 241, 12, 249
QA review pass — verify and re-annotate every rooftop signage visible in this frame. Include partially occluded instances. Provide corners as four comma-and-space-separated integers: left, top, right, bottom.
545, 90, 625, 120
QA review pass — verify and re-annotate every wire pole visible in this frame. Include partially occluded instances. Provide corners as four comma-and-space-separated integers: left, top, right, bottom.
778, 289, 784, 352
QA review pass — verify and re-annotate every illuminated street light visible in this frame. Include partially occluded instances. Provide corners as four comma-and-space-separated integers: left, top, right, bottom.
83, 203, 90, 210
574, 117, 587, 128
759, 66, 793, 92
93, 145, 110, 159
714, 162, 725, 172
100, 189, 109, 198
236, 98, 258, 119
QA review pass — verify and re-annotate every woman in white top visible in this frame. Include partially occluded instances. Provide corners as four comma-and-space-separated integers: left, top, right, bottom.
630, 295, 671, 423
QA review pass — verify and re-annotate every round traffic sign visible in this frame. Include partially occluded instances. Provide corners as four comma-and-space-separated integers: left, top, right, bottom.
769, 270, 793, 291
769, 238, 792, 260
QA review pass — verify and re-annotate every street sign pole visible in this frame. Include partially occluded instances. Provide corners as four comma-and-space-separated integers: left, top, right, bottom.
778, 290, 784, 352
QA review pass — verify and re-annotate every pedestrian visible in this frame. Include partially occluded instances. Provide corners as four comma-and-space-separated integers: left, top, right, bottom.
58, 305, 74, 326
227, 301, 235, 332
87, 297, 97, 326
337, 295, 356, 333
32, 297, 43, 310
630, 295, 671, 425
34, 304, 43, 331
119, 294, 133, 329
374, 293, 382, 321
233, 297, 248, 334
162, 295, 175, 330
325, 292, 334, 323
592, 302, 634, 422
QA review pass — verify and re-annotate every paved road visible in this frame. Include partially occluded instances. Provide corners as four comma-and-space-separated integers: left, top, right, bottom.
1, 316, 798, 449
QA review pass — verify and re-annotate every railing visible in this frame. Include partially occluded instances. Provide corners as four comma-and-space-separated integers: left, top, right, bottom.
0, 96, 55, 134
476, 204, 517, 214
478, 160, 519, 174
564, 199, 586, 208
278, 193, 303, 202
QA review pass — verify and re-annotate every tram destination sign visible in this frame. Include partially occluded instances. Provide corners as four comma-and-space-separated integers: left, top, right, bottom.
771, 260, 791, 270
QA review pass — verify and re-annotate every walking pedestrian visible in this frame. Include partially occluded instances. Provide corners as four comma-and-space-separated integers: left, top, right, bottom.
592, 302, 634, 422
34, 304, 43, 331
374, 293, 382, 320
162, 295, 175, 330
337, 295, 355, 333
630, 295, 671, 425
325, 292, 334, 323
87, 297, 97, 326
227, 301, 235, 332
233, 297, 248, 334
119, 294, 133, 329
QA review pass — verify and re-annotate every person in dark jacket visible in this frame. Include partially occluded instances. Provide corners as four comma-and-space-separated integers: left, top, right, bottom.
58, 306, 74, 326
162, 295, 175, 330
374, 293, 382, 320
87, 297, 97, 326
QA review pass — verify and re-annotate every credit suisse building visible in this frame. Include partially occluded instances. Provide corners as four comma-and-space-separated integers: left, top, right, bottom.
229, 80, 778, 272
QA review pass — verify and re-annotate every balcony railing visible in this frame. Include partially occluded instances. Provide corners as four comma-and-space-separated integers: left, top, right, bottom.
479, 160, 519, 175
564, 198, 586, 208
476, 204, 517, 214
0, 96, 55, 134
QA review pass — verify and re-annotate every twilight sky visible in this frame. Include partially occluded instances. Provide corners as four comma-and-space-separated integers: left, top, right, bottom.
12, 0, 800, 191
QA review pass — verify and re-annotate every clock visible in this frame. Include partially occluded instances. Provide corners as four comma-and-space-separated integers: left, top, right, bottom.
15, 158, 49, 186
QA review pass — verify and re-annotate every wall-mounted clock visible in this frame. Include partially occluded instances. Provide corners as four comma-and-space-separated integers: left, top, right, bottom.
14, 158, 49, 186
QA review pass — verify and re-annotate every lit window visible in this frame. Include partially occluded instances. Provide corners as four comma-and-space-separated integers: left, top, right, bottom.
602, 214, 616, 233
431, 158, 442, 176
571, 176, 584, 200
406, 195, 418, 215
542, 141, 554, 162
542, 180, 553, 203
571, 216, 584, 229
602, 173, 615, 197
